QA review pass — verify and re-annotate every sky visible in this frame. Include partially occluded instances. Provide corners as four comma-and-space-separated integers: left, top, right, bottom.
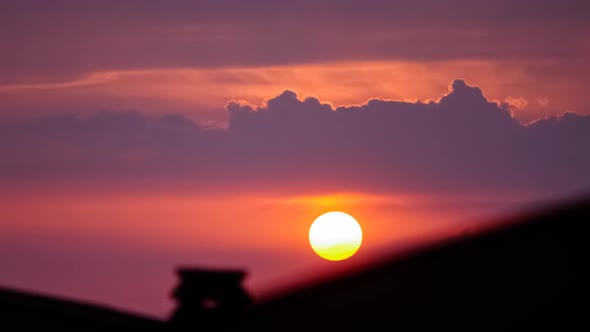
1, 0, 589, 318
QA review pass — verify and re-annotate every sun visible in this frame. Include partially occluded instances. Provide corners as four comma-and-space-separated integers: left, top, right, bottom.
309, 211, 363, 261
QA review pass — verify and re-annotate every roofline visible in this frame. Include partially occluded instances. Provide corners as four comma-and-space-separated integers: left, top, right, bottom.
0, 285, 164, 324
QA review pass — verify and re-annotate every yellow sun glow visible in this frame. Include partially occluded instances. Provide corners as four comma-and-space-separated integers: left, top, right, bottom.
309, 211, 363, 261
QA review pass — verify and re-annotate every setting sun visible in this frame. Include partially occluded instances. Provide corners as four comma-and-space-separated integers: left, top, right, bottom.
309, 211, 363, 261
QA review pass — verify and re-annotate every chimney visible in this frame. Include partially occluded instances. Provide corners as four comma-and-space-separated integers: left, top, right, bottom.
169, 267, 252, 330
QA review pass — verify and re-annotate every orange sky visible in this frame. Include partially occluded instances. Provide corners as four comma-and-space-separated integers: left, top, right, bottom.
1, 58, 586, 317
1, 61, 583, 316
0, 189, 522, 317
1, 59, 586, 125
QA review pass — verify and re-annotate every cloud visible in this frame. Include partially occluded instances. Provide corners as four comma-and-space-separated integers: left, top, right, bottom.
505, 96, 528, 110
538, 97, 550, 107
1, 80, 589, 199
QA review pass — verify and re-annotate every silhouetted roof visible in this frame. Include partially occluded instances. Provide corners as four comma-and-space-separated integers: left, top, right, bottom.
0, 286, 163, 332
226, 194, 590, 332
3, 194, 589, 332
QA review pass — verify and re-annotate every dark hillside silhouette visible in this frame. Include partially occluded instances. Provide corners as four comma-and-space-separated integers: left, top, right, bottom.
0, 286, 162, 331
225, 193, 590, 331
1, 193, 589, 331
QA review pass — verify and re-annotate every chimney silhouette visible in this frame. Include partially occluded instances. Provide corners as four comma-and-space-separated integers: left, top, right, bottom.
169, 267, 252, 330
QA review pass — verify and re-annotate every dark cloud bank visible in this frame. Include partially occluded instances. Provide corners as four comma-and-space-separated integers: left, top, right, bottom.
1, 80, 589, 197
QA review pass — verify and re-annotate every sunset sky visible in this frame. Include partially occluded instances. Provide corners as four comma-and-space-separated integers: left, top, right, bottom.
1, 0, 589, 318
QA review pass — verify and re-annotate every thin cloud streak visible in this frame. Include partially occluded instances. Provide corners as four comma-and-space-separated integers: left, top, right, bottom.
1, 60, 587, 123
0, 72, 119, 92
